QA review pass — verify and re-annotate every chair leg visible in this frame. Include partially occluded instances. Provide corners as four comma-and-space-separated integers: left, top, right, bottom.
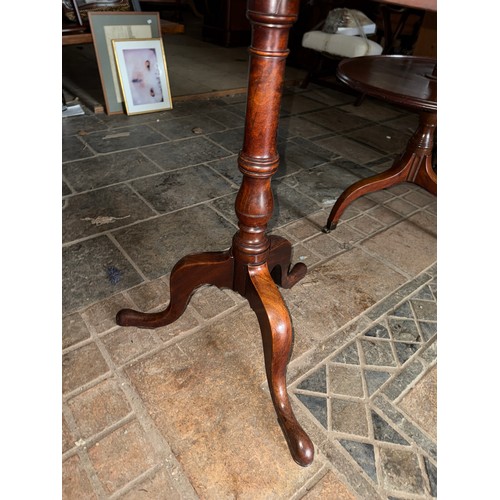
354, 93, 366, 106
300, 72, 312, 89
183, 0, 203, 18
300, 51, 323, 89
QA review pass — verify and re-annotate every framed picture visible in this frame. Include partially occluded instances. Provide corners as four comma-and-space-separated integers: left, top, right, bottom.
63, 1, 142, 23
112, 38, 172, 115
88, 11, 162, 114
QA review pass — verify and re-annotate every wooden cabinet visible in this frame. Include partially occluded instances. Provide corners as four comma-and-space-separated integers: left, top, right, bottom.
202, 0, 250, 47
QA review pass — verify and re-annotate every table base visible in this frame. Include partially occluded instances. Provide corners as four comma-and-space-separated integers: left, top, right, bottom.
324, 110, 437, 232
117, 235, 314, 466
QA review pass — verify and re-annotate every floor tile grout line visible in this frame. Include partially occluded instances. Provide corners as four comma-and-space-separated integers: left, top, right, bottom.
203, 131, 241, 156
415, 338, 438, 370
62, 143, 142, 166
62, 400, 84, 457
135, 146, 169, 174
365, 338, 434, 398
293, 235, 335, 263
315, 126, 412, 161
62, 157, 235, 200
123, 285, 212, 329
372, 440, 384, 498
273, 179, 326, 215
63, 371, 114, 403
287, 219, 387, 273
74, 123, 239, 160
356, 244, 413, 281
387, 317, 407, 371
417, 441, 435, 498
326, 436, 385, 499
205, 162, 241, 190
325, 364, 333, 436
409, 299, 434, 346
115, 301, 249, 372
372, 393, 436, 464
65, 297, 247, 382
373, 412, 436, 466
111, 376, 201, 500
143, 121, 173, 143
73, 133, 100, 157
366, 399, 434, 459
289, 135, 343, 159
365, 269, 436, 321
288, 266, 436, 386
206, 201, 239, 230
63, 411, 136, 460
299, 114, 380, 137
63, 314, 127, 497
107, 232, 149, 282
392, 357, 437, 409
63, 159, 394, 254
296, 383, 436, 499
62, 335, 99, 356
289, 319, 365, 381
61, 171, 77, 196
288, 463, 332, 500
124, 180, 163, 218
201, 110, 245, 131
328, 426, 425, 451
341, 123, 414, 152
106, 462, 173, 500
376, 374, 436, 430
149, 119, 237, 142
62, 194, 238, 249
71, 442, 110, 498
88, 325, 200, 498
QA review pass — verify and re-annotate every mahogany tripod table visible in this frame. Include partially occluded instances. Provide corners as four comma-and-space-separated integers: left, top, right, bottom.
324, 55, 437, 232
116, 0, 315, 467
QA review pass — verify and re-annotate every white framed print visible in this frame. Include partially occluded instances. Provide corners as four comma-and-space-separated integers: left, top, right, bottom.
112, 38, 172, 115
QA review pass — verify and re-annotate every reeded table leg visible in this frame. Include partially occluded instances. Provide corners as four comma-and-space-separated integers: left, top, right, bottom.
116, 0, 314, 466
324, 111, 437, 232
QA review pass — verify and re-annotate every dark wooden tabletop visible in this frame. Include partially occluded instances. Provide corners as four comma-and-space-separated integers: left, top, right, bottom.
337, 55, 437, 112
374, 0, 436, 11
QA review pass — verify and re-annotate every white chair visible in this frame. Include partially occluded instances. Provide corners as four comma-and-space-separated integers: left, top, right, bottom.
300, 9, 383, 90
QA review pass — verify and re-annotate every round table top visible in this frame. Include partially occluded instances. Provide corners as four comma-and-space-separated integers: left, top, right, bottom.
337, 55, 437, 112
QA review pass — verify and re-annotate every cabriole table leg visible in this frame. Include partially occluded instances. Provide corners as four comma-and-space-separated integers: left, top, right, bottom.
324, 110, 437, 232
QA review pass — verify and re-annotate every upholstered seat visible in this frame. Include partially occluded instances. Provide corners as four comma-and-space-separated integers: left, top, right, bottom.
302, 30, 383, 58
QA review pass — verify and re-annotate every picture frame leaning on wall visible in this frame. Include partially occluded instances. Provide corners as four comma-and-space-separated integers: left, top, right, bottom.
113, 38, 172, 115
88, 11, 161, 114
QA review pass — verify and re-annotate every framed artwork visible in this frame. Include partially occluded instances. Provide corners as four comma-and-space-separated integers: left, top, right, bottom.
88, 11, 161, 114
62, 1, 142, 23
113, 38, 172, 114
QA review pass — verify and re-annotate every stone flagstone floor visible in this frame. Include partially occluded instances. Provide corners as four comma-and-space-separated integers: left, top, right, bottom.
62, 83, 437, 499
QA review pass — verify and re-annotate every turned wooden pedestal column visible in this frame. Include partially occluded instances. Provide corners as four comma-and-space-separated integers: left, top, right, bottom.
116, 0, 314, 467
